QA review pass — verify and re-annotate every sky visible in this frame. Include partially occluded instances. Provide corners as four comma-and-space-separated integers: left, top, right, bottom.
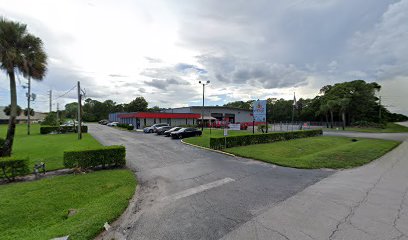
0, 0, 407, 115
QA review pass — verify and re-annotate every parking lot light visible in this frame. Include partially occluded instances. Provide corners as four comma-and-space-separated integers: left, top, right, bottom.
198, 80, 210, 131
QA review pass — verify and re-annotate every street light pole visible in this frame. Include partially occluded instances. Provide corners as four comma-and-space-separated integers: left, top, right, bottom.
199, 80, 210, 131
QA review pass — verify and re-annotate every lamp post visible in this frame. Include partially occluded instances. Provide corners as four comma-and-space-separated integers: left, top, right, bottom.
199, 80, 210, 131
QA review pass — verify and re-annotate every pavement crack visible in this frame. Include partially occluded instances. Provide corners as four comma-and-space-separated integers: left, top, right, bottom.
254, 218, 290, 240
299, 230, 317, 240
328, 172, 384, 239
392, 186, 408, 239
328, 149, 406, 240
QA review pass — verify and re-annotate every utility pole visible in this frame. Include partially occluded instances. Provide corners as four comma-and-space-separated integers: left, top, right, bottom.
27, 77, 31, 135
49, 90, 52, 112
77, 81, 82, 140
291, 92, 296, 126
379, 96, 382, 121
57, 103, 59, 123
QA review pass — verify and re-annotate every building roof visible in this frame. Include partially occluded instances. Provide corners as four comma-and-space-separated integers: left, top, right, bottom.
119, 112, 201, 119
170, 106, 252, 112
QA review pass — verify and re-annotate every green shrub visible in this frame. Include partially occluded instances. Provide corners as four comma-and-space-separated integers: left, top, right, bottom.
63, 145, 126, 169
117, 123, 134, 130
40, 126, 59, 134
40, 125, 88, 134
257, 124, 266, 132
0, 157, 30, 181
352, 121, 386, 129
209, 129, 323, 150
75, 125, 88, 133
41, 113, 58, 126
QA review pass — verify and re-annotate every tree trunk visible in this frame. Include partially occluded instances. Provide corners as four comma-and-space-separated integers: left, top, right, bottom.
325, 112, 329, 128
330, 110, 334, 129
342, 111, 346, 130
0, 71, 17, 157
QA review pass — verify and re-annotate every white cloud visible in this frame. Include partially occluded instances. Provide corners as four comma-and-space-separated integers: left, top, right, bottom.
0, 0, 407, 115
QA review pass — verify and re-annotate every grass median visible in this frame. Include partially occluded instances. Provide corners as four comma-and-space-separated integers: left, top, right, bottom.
0, 169, 136, 240
224, 136, 400, 169
324, 122, 408, 133
183, 128, 255, 148
0, 124, 101, 170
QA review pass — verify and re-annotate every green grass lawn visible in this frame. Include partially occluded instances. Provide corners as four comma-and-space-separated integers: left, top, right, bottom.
183, 128, 255, 148
0, 169, 136, 240
325, 122, 408, 133
224, 136, 400, 169
0, 124, 101, 170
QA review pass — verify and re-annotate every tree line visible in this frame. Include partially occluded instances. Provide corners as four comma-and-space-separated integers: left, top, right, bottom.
224, 80, 408, 127
61, 96, 160, 122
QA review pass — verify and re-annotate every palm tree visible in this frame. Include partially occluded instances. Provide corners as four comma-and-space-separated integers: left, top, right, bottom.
339, 98, 351, 130
318, 104, 330, 128
0, 18, 47, 156
326, 100, 337, 129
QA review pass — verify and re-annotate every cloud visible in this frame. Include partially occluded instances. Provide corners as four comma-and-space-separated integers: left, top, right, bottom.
144, 78, 190, 90
145, 57, 162, 63
197, 55, 308, 88
1, 0, 407, 115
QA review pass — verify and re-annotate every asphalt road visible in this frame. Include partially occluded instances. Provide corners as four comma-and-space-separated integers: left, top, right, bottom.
90, 124, 332, 240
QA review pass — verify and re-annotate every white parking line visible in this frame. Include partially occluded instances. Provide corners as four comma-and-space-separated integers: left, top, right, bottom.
162, 178, 235, 202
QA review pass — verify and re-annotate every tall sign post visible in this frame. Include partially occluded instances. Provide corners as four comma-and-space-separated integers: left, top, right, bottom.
77, 81, 82, 140
253, 100, 267, 133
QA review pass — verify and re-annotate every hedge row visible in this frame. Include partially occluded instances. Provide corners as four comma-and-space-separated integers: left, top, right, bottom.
209, 129, 323, 150
40, 125, 88, 134
63, 145, 126, 169
117, 123, 134, 130
0, 157, 29, 181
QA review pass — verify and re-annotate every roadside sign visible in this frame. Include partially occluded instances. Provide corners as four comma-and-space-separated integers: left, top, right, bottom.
229, 124, 240, 130
224, 128, 228, 136
253, 100, 266, 122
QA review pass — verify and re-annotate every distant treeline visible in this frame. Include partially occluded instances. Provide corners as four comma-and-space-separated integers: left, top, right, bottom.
223, 80, 408, 126
57, 80, 407, 125
59, 97, 159, 122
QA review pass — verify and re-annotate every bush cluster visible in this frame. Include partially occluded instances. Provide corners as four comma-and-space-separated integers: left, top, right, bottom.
63, 145, 126, 169
210, 129, 323, 150
0, 157, 29, 181
351, 121, 386, 129
117, 123, 134, 130
40, 125, 88, 134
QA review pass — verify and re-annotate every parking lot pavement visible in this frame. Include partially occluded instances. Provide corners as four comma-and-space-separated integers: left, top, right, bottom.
89, 124, 332, 240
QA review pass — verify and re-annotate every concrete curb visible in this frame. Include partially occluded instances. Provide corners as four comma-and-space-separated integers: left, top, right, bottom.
181, 140, 236, 157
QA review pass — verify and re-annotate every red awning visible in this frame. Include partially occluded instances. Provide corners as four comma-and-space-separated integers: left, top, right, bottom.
118, 112, 201, 119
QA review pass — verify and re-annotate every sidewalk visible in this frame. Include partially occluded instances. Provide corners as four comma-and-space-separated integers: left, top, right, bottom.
221, 139, 408, 240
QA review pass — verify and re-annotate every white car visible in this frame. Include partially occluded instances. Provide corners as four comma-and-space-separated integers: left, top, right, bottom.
107, 122, 119, 127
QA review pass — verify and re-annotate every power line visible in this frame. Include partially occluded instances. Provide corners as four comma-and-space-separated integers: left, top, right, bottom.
53, 85, 77, 101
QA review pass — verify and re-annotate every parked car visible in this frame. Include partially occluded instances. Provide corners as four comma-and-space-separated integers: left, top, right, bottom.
107, 122, 118, 127
99, 119, 109, 125
163, 127, 182, 137
144, 123, 169, 133
156, 126, 172, 135
171, 128, 202, 139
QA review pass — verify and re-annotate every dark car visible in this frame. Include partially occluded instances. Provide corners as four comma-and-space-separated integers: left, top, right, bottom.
171, 128, 202, 139
156, 126, 172, 135
163, 127, 182, 137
